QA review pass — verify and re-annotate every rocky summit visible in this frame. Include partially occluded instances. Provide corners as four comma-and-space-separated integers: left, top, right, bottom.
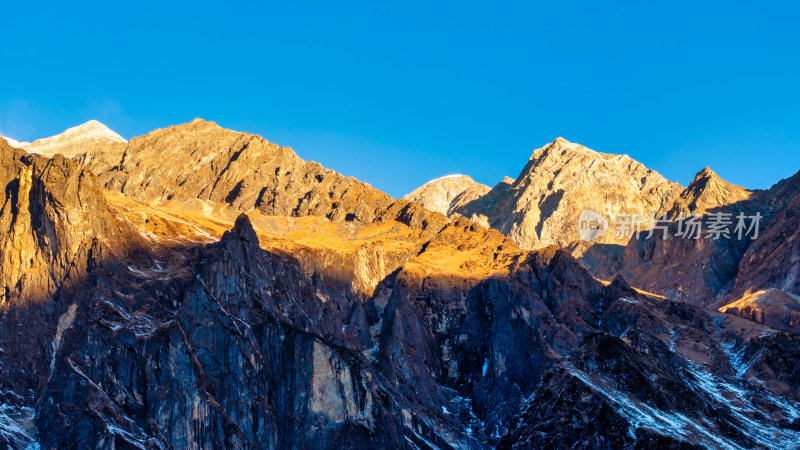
404, 175, 490, 216
0, 121, 799, 449
443, 138, 683, 252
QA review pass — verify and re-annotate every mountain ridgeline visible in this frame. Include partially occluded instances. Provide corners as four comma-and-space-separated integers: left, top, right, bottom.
0, 121, 798, 449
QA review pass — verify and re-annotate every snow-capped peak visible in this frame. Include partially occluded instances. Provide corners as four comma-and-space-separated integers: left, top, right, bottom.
43, 120, 127, 145
0, 136, 30, 147
20, 120, 127, 158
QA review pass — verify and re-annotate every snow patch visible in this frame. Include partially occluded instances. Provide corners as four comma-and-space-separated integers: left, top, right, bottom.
0, 398, 38, 449
568, 368, 744, 449
0, 136, 29, 147
685, 362, 800, 448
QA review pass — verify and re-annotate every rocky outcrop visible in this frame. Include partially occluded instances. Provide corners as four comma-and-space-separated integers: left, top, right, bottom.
0, 138, 143, 448
33, 215, 421, 449
585, 168, 800, 306
0, 139, 135, 306
721, 172, 800, 302
451, 138, 683, 251
719, 288, 800, 333
404, 175, 489, 215
668, 166, 751, 217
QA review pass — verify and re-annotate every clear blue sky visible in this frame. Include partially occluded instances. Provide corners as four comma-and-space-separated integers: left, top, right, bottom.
2, 1, 798, 198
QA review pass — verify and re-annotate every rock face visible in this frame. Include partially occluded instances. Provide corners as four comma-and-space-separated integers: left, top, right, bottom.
586, 167, 800, 309
719, 289, 800, 333
102, 119, 395, 225
0, 121, 799, 449
449, 138, 683, 251
0, 139, 135, 306
404, 175, 490, 215
722, 172, 800, 301
667, 166, 751, 217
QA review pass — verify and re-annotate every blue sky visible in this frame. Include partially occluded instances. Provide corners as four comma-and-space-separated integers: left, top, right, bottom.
2, 1, 798, 198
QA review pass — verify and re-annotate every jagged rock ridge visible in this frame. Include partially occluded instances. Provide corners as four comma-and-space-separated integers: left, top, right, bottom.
668, 166, 752, 217
409, 137, 683, 252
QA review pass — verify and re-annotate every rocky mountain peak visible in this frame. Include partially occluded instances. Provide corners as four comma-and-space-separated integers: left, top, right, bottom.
404, 174, 489, 215
524, 137, 662, 183
102, 119, 400, 226
449, 139, 682, 250
687, 166, 727, 190
534, 136, 595, 158
696, 165, 716, 177
669, 166, 751, 216
21, 120, 126, 158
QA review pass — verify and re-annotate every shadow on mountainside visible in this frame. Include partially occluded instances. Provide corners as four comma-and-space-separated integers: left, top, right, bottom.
579, 169, 800, 318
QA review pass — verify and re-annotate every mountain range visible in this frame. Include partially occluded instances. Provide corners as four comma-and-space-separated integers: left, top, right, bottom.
0, 121, 798, 449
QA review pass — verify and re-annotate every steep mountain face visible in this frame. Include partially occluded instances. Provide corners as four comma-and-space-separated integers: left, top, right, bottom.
0, 121, 799, 449
448, 138, 683, 251
0, 139, 136, 306
101, 119, 396, 225
34, 215, 415, 448
448, 176, 515, 227
722, 173, 800, 301
586, 168, 800, 312
404, 175, 490, 215
0, 139, 144, 448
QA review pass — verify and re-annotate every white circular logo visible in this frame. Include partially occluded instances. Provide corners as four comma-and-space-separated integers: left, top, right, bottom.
578, 210, 607, 241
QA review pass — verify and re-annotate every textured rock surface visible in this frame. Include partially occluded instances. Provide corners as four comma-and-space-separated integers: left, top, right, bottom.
102, 119, 396, 225
667, 166, 751, 217
404, 175, 490, 215
0, 121, 798, 449
0, 139, 136, 306
451, 138, 683, 251
586, 168, 800, 308
722, 172, 800, 301
719, 288, 800, 333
